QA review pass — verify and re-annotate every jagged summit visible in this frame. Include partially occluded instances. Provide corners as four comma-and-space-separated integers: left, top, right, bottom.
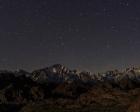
1, 64, 140, 86
30, 64, 96, 84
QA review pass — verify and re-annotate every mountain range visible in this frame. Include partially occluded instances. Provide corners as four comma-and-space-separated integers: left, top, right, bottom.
0, 64, 140, 112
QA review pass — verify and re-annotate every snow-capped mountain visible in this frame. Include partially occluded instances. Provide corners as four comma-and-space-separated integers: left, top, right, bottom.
30, 64, 140, 85
1, 64, 140, 86
31, 64, 94, 83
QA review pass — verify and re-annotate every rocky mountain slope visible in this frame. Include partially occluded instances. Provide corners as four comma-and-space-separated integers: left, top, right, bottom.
0, 64, 140, 112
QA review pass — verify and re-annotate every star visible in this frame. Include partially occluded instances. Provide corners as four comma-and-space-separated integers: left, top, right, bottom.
0, 58, 8, 63
110, 26, 119, 32
79, 12, 84, 17
47, 21, 51, 25
60, 42, 65, 47
81, 37, 87, 41
106, 44, 111, 49
120, 1, 129, 7
75, 28, 80, 32
58, 36, 64, 41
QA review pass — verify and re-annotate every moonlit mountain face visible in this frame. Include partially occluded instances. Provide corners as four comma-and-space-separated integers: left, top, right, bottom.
0, 0, 140, 72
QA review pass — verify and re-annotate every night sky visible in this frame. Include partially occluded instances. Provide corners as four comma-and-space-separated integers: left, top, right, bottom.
0, 0, 140, 72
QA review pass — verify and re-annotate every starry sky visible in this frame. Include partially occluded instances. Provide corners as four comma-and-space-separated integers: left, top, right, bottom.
0, 0, 140, 72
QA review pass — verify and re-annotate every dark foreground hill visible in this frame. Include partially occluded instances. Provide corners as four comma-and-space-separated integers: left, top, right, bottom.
0, 64, 140, 112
